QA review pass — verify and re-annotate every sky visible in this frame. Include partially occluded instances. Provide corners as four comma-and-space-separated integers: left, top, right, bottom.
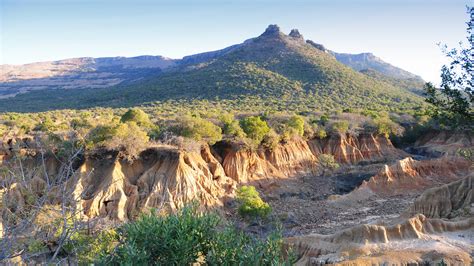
0, 0, 471, 83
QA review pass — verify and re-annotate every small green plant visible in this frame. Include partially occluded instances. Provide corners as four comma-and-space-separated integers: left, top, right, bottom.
240, 116, 270, 145
318, 154, 340, 175
27, 239, 46, 254
236, 185, 272, 219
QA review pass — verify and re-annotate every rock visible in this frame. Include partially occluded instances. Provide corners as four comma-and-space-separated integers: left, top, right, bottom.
358, 157, 470, 196
306, 40, 327, 52
260, 24, 281, 37
289, 29, 304, 40
411, 175, 473, 218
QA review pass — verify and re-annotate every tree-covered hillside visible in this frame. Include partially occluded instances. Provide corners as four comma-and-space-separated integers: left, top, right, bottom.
0, 25, 423, 112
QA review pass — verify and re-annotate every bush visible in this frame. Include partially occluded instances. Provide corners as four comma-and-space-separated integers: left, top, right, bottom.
240, 116, 270, 144
331, 120, 349, 134
286, 115, 305, 137
373, 117, 402, 138
318, 154, 340, 175
100, 204, 291, 265
176, 116, 222, 144
319, 114, 330, 125
236, 186, 272, 219
261, 129, 280, 150
86, 124, 118, 148
314, 127, 327, 139
107, 122, 149, 158
220, 113, 246, 138
86, 122, 149, 158
120, 108, 153, 128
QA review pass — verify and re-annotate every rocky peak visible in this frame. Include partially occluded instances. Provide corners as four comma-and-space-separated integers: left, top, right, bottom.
289, 29, 304, 40
306, 40, 327, 52
260, 24, 282, 37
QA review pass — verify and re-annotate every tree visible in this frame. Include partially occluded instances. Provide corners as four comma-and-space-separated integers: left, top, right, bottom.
120, 108, 153, 128
177, 116, 222, 144
240, 116, 270, 144
220, 113, 246, 138
424, 7, 473, 129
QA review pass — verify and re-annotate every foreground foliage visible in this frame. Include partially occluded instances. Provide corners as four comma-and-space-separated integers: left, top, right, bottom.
99, 204, 292, 265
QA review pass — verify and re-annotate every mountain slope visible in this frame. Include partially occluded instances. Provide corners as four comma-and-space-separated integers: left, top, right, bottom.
0, 56, 176, 98
0, 25, 423, 112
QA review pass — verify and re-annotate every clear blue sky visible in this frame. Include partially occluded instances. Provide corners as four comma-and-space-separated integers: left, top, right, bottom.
0, 0, 471, 83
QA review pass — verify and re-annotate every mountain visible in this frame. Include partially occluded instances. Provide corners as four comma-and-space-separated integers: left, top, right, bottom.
0, 25, 424, 112
0, 56, 176, 98
331, 52, 425, 93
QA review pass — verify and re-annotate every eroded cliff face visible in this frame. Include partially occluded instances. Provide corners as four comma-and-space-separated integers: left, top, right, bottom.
286, 214, 474, 265
0, 134, 405, 221
413, 130, 472, 156
214, 139, 317, 183
411, 175, 473, 218
72, 146, 236, 220
308, 133, 404, 164
357, 157, 470, 196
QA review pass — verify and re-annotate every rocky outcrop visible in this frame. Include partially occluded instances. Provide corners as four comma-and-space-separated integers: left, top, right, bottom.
215, 139, 317, 183
286, 214, 474, 265
358, 157, 470, 196
289, 29, 304, 40
0, 134, 406, 220
413, 130, 473, 156
308, 133, 404, 164
411, 175, 473, 218
72, 147, 235, 220
259, 24, 283, 38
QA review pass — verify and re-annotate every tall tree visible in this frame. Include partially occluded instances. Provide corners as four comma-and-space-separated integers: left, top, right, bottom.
424, 7, 473, 129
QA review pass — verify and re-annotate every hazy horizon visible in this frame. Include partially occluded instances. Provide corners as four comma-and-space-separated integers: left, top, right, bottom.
1, 0, 471, 83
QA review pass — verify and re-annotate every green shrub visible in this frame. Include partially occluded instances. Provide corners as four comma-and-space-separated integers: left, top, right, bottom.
240, 116, 270, 144
236, 186, 272, 219
177, 116, 222, 144
100, 204, 291, 265
261, 129, 280, 150
207, 227, 293, 265
108, 122, 149, 157
331, 120, 349, 134
120, 108, 153, 128
86, 124, 118, 148
319, 114, 330, 125
318, 154, 340, 175
220, 113, 246, 138
86, 122, 149, 157
76, 229, 118, 264
27, 239, 46, 254
286, 115, 305, 136
373, 117, 401, 138
314, 128, 327, 139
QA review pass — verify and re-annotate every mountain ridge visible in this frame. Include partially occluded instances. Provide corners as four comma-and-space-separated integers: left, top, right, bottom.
0, 25, 424, 112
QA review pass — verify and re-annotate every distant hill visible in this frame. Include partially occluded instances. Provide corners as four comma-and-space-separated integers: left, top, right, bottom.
0, 25, 424, 112
331, 52, 425, 93
0, 56, 176, 98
